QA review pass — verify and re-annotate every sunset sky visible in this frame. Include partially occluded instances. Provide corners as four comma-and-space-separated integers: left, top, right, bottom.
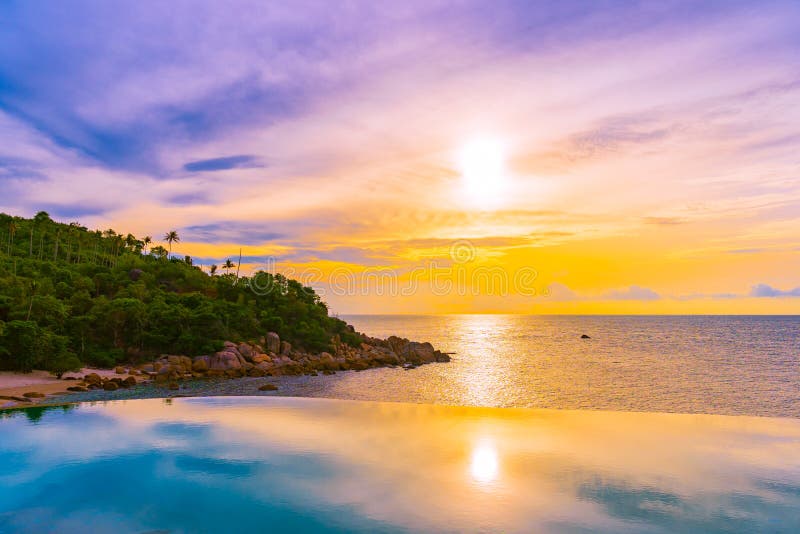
1, 0, 799, 314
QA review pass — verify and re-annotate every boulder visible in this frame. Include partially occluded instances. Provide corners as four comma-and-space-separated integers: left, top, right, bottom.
318, 352, 338, 370
103, 381, 119, 391
401, 341, 437, 364
252, 353, 271, 364
67, 386, 89, 392
237, 343, 255, 362
581, 334, 591, 339
165, 355, 193, 371
209, 350, 243, 371
280, 341, 292, 355
265, 332, 281, 353
23, 391, 46, 399
168, 382, 180, 390
123, 376, 137, 387
192, 356, 210, 373
84, 373, 102, 386
139, 363, 155, 373
258, 384, 278, 391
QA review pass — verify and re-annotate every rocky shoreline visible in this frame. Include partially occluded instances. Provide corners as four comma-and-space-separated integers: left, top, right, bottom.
1, 332, 450, 406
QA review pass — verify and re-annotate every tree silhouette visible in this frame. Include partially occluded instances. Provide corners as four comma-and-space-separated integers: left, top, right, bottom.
223, 258, 234, 275
163, 230, 180, 259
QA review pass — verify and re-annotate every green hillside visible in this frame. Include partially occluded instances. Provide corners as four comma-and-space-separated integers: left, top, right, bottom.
0, 211, 360, 374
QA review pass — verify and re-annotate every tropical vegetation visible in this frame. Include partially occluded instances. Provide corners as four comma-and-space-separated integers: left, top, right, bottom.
0, 211, 361, 374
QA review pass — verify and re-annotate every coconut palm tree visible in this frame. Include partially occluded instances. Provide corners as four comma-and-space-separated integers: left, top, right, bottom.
6, 219, 16, 256
163, 230, 180, 259
223, 258, 234, 275
124, 233, 137, 251
142, 236, 152, 254
209, 264, 218, 276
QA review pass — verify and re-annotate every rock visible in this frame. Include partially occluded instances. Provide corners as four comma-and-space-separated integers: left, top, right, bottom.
318, 352, 338, 370
0, 395, 30, 403
209, 350, 243, 372
139, 363, 155, 373
192, 356, 209, 373
280, 341, 292, 355
237, 343, 257, 362
252, 353, 271, 364
123, 376, 137, 387
67, 386, 89, 392
396, 341, 436, 364
128, 369, 140, 376
84, 373, 102, 386
103, 381, 119, 391
258, 384, 278, 391
265, 332, 281, 353
168, 382, 180, 390
581, 334, 591, 339
63, 376, 77, 380
115, 366, 126, 374
23, 392, 46, 398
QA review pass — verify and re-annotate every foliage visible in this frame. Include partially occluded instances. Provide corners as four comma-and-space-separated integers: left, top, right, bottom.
0, 212, 361, 373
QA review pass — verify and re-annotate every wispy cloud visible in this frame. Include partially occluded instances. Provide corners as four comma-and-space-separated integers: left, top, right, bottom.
183, 155, 261, 172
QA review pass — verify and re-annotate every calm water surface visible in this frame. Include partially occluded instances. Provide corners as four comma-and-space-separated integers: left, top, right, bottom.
309, 315, 800, 417
2, 397, 800, 533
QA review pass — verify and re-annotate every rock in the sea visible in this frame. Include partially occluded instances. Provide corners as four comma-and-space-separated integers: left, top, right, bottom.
318, 352, 338, 370
23, 391, 45, 398
581, 334, 591, 339
103, 381, 119, 391
258, 384, 278, 391
67, 386, 89, 392
123, 376, 137, 387
168, 382, 180, 390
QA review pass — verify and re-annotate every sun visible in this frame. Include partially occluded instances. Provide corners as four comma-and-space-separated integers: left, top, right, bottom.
456, 137, 508, 207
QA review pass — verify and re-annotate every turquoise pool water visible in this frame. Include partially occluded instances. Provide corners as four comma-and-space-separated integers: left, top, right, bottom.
2, 397, 800, 533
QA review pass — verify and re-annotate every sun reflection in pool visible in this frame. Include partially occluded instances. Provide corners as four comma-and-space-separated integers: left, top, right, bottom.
470, 440, 499, 484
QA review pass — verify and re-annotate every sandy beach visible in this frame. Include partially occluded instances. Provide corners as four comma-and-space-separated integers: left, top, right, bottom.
0, 369, 140, 408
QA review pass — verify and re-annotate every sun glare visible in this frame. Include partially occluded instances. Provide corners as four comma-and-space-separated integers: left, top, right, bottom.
456, 137, 508, 208
469, 440, 499, 484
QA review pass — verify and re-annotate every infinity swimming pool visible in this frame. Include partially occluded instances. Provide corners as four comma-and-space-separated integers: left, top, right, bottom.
1, 397, 799, 533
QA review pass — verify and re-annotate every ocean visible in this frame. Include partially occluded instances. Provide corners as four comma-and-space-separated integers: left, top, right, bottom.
314, 315, 800, 417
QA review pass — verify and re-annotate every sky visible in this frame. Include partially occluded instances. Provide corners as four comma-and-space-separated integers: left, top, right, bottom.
1, 0, 799, 314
